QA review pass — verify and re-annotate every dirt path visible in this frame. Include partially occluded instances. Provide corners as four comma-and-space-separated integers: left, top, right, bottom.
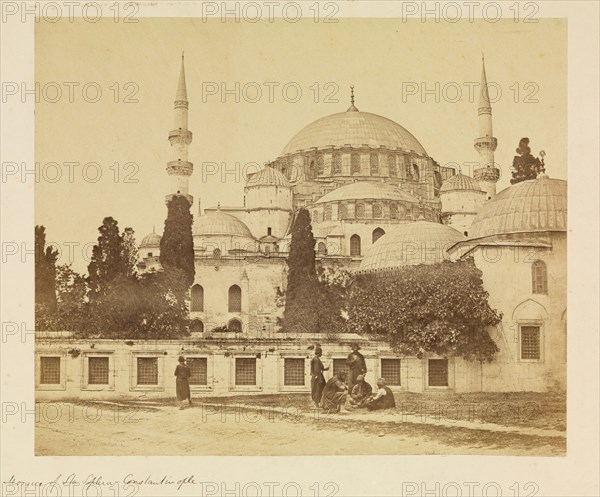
35, 402, 564, 456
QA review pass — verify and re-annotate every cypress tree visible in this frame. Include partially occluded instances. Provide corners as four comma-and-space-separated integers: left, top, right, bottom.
160, 195, 195, 288
35, 225, 58, 311
510, 137, 544, 184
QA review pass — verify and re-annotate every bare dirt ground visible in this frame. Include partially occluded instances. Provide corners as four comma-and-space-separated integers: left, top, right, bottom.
35, 393, 565, 456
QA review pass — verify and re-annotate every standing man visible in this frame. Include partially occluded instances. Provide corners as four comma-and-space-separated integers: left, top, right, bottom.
174, 356, 192, 409
346, 343, 367, 393
310, 345, 328, 407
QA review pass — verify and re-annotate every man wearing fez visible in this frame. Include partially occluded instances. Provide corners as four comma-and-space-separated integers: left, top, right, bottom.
310, 344, 329, 407
346, 343, 367, 393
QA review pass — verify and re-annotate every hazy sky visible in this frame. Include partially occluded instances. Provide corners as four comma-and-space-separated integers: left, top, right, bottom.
35, 18, 567, 272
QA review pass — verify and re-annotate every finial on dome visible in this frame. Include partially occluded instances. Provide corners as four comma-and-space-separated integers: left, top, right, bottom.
182, 51, 184, 61
217, 202, 221, 211
347, 85, 359, 112
152, 225, 155, 234
536, 150, 548, 178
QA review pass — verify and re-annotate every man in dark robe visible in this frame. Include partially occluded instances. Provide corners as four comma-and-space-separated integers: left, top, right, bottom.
348, 374, 373, 407
320, 372, 349, 414
174, 356, 192, 409
310, 345, 328, 407
365, 378, 396, 411
346, 344, 367, 393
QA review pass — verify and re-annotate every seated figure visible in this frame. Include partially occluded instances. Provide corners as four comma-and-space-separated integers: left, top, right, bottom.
365, 378, 396, 411
320, 372, 349, 414
348, 374, 372, 407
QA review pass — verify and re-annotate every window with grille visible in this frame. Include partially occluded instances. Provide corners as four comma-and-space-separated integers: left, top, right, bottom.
532, 261, 548, 294
351, 153, 361, 174
355, 203, 365, 219
312, 210, 320, 223
137, 357, 159, 385
428, 359, 448, 387
381, 359, 401, 386
188, 357, 208, 385
88, 357, 109, 385
404, 156, 413, 179
284, 358, 305, 386
332, 359, 349, 379
339, 204, 348, 220
332, 154, 342, 174
40, 357, 61, 384
372, 228, 385, 243
372, 203, 383, 219
317, 154, 324, 175
190, 319, 204, 333
413, 164, 420, 181
228, 318, 242, 333
191, 284, 204, 312
235, 358, 257, 385
308, 161, 316, 179
521, 326, 541, 360
370, 153, 379, 175
388, 155, 397, 177
350, 235, 361, 257
390, 203, 398, 220
324, 205, 332, 221
228, 285, 242, 312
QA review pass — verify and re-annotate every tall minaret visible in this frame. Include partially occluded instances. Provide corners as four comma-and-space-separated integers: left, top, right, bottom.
473, 55, 500, 200
166, 53, 193, 205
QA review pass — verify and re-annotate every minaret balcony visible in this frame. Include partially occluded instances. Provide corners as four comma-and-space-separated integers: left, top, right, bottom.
169, 129, 193, 145
166, 160, 193, 176
474, 136, 497, 152
473, 166, 500, 183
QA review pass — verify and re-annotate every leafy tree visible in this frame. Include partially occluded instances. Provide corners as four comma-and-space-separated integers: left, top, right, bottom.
160, 195, 195, 288
87, 217, 131, 299
315, 264, 353, 336
35, 225, 58, 311
282, 208, 321, 332
510, 137, 545, 184
348, 258, 501, 362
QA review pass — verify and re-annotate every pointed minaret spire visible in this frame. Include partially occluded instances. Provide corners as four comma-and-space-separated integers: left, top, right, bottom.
473, 55, 499, 200
347, 85, 359, 112
166, 54, 194, 206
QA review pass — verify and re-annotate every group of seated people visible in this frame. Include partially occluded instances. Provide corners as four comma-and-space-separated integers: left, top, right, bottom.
319, 372, 396, 414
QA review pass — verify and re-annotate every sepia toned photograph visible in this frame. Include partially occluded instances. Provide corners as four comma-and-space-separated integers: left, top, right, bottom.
31, 15, 570, 460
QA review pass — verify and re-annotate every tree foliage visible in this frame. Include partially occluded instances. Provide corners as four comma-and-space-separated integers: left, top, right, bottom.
510, 137, 544, 185
35, 225, 58, 311
160, 195, 195, 288
347, 259, 501, 362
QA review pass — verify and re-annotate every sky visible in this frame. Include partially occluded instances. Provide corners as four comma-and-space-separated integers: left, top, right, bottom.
35, 17, 567, 273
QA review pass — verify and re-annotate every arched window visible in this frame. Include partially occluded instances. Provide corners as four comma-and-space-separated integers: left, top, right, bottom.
355, 203, 365, 219
228, 318, 242, 333
324, 204, 332, 221
412, 164, 420, 181
370, 153, 379, 175
317, 242, 327, 256
312, 210, 320, 223
372, 202, 383, 219
339, 204, 348, 220
350, 234, 361, 257
332, 153, 342, 174
189, 319, 204, 333
388, 155, 397, 177
213, 248, 221, 258
351, 153, 361, 174
228, 285, 242, 312
390, 203, 399, 220
308, 161, 316, 180
316, 154, 324, 176
372, 228, 385, 243
191, 284, 204, 312
532, 260, 548, 294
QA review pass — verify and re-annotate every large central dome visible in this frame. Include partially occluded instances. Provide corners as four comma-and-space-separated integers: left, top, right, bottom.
280, 111, 428, 157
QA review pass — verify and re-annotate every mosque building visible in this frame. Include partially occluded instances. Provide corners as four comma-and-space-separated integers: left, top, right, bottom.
36, 56, 566, 399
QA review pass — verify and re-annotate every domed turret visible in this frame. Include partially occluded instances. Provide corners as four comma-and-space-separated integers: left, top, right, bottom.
140, 231, 162, 248
193, 209, 257, 256
440, 173, 487, 236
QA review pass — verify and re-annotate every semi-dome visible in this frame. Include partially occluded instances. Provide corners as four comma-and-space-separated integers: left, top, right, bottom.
440, 173, 483, 193
469, 175, 567, 239
359, 220, 465, 272
246, 166, 290, 188
140, 231, 161, 247
193, 210, 254, 238
280, 111, 428, 157
315, 181, 420, 205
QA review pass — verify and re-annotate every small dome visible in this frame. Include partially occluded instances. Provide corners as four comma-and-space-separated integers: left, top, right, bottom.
469, 176, 567, 239
440, 173, 483, 193
280, 111, 427, 157
315, 181, 419, 205
193, 210, 254, 238
140, 232, 161, 247
246, 166, 290, 188
359, 220, 465, 272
